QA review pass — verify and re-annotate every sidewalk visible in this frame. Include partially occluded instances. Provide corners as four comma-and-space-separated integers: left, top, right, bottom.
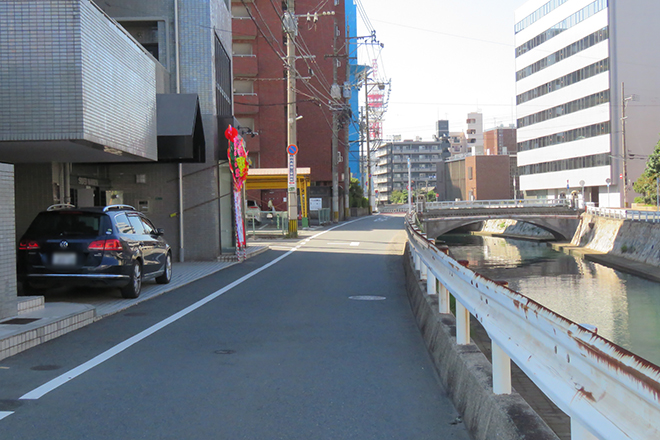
0, 245, 270, 361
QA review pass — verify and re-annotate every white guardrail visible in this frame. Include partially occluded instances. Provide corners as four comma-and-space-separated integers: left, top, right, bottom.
426, 199, 571, 210
587, 205, 660, 223
405, 213, 660, 440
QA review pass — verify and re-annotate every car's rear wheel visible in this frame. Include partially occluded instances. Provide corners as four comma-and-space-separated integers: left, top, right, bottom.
120, 260, 142, 299
156, 252, 172, 284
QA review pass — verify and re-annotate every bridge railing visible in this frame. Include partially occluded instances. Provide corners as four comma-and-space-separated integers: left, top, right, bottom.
426, 199, 571, 211
587, 205, 660, 223
405, 213, 660, 440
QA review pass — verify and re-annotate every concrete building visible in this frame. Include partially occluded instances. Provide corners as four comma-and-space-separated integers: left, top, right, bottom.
0, 0, 234, 319
232, 0, 349, 215
449, 132, 468, 156
374, 140, 449, 204
515, 0, 660, 207
466, 112, 484, 155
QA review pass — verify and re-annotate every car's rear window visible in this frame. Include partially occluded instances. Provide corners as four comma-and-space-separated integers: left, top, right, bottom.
26, 212, 107, 236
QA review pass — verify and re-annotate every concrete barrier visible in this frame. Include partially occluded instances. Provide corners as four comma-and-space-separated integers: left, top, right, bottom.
403, 246, 559, 440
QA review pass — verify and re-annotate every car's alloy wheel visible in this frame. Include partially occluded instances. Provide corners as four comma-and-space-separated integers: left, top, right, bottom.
121, 261, 142, 299
156, 252, 172, 284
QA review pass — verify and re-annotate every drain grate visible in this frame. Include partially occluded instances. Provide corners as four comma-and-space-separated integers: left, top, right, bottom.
349, 295, 386, 301
0, 318, 40, 325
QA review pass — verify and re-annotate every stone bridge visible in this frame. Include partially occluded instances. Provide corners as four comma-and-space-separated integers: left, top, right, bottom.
420, 206, 581, 241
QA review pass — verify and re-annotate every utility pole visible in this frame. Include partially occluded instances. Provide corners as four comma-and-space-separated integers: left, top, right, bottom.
621, 82, 628, 208
285, 0, 298, 236
331, 16, 339, 223
364, 72, 372, 213
344, 29, 351, 220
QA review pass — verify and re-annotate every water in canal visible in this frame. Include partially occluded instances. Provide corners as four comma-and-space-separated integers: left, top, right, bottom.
441, 234, 660, 366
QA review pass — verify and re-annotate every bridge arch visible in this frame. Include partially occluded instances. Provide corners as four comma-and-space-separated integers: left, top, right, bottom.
423, 215, 579, 242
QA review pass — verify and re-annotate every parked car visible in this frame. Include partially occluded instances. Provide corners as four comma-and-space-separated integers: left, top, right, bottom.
17, 204, 172, 299
246, 199, 262, 224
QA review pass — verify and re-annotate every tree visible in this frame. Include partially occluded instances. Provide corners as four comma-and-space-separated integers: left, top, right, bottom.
349, 177, 369, 208
633, 138, 660, 205
390, 189, 408, 204
426, 190, 437, 202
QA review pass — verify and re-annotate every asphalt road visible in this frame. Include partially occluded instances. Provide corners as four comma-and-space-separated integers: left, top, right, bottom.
0, 215, 470, 439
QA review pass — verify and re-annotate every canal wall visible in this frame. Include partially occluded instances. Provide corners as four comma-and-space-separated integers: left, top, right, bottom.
477, 220, 555, 241
571, 213, 660, 267
403, 246, 559, 440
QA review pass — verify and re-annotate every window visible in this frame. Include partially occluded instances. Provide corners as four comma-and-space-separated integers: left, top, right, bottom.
237, 117, 255, 131
234, 80, 254, 94
141, 217, 156, 235
231, 4, 250, 17
127, 215, 146, 235
114, 214, 134, 234
468, 167, 473, 180
233, 42, 253, 56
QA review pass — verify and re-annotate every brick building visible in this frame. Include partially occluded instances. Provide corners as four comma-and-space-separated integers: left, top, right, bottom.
484, 127, 517, 156
232, 0, 348, 215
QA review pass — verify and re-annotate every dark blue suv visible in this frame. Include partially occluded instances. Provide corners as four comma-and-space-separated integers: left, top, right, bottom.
18, 204, 172, 298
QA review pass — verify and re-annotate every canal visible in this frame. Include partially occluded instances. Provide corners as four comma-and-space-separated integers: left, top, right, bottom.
441, 233, 660, 366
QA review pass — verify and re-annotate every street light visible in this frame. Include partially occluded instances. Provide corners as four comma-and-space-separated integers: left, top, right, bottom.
606, 177, 611, 207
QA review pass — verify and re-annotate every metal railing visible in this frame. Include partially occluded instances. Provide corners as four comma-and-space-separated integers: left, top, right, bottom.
587, 205, 660, 223
246, 211, 288, 236
405, 213, 660, 440
426, 199, 571, 210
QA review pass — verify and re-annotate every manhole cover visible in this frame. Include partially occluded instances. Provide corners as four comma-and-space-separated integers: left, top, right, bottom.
349, 295, 386, 301
214, 349, 235, 355
30, 365, 61, 371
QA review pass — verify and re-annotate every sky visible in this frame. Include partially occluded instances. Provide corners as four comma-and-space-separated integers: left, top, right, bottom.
356, 0, 529, 140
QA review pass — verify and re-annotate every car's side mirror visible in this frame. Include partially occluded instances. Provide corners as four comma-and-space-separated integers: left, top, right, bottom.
155, 228, 165, 236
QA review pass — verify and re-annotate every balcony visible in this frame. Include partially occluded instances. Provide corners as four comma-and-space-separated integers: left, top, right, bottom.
233, 55, 258, 77
233, 18, 257, 39
234, 93, 259, 115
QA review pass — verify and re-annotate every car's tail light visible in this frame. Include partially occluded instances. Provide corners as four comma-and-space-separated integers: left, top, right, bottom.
89, 239, 122, 251
19, 240, 39, 250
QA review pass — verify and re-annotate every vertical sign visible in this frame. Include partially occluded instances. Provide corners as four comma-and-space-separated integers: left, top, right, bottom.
287, 144, 298, 194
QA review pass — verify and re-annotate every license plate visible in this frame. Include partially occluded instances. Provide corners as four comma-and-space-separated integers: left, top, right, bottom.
52, 253, 76, 266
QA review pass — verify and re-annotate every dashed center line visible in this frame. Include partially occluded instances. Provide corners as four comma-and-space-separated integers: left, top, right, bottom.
0, 412, 13, 421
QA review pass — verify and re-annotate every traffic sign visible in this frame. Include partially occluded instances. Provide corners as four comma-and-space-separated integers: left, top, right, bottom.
287, 144, 298, 156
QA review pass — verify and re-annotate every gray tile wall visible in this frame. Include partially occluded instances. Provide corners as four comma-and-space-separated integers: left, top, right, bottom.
14, 164, 58, 241
0, 1, 84, 140
0, 1, 157, 160
0, 163, 17, 320
79, 0, 157, 159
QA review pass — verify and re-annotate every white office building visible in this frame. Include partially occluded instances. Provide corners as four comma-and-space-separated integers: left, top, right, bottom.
515, 0, 660, 207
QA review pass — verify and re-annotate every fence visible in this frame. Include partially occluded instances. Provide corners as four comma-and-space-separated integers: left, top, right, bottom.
426, 199, 571, 210
405, 213, 660, 440
246, 211, 288, 236
587, 205, 660, 223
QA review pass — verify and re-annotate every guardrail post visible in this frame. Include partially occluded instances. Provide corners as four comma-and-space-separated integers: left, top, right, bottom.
426, 272, 436, 295
456, 299, 470, 345
438, 284, 450, 313
571, 419, 598, 440
420, 261, 427, 280
492, 342, 511, 394
414, 251, 421, 273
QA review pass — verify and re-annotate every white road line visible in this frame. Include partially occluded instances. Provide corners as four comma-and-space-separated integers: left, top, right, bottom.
0, 412, 13, 421
350, 242, 360, 246
19, 217, 366, 401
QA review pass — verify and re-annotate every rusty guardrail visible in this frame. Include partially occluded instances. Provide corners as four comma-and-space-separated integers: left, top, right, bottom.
405, 213, 660, 439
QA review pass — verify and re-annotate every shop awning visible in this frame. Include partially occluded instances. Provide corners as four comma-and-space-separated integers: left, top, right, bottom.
156, 94, 206, 163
